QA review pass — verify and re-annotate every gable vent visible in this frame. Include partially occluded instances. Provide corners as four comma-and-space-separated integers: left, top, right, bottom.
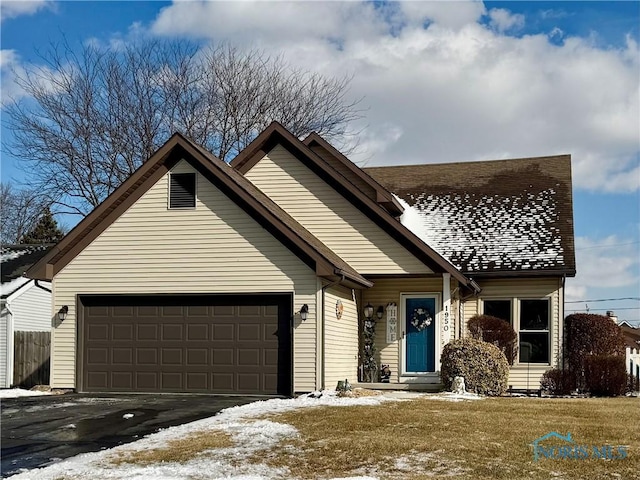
170, 173, 196, 208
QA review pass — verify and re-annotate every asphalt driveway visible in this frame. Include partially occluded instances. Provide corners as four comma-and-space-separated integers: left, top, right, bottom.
1, 393, 264, 477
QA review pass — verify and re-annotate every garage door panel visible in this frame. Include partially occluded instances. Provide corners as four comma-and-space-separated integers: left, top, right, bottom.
162, 324, 183, 341
80, 295, 292, 395
213, 324, 234, 341
112, 348, 132, 364
112, 324, 133, 341
187, 324, 208, 340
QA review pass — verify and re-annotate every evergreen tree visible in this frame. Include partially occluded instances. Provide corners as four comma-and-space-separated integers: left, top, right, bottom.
19, 208, 64, 244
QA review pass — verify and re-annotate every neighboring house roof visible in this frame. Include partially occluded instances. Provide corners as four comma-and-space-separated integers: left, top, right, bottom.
621, 323, 640, 350
364, 156, 576, 277
1, 244, 53, 299
26, 134, 372, 289
231, 122, 474, 289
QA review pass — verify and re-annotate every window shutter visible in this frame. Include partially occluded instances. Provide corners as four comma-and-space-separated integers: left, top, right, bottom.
170, 173, 196, 208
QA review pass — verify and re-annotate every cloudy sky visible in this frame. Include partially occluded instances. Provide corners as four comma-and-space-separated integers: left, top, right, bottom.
1, 1, 639, 324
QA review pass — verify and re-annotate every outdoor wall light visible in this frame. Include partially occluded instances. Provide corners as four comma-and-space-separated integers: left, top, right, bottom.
299, 304, 309, 321
58, 305, 69, 322
363, 303, 374, 320
376, 305, 384, 320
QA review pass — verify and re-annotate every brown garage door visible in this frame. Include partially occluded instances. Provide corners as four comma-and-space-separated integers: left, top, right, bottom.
78, 295, 292, 395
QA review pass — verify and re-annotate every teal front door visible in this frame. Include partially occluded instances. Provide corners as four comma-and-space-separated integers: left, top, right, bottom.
405, 297, 436, 372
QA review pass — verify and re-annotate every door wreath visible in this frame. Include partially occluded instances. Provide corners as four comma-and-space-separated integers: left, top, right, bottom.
411, 307, 432, 331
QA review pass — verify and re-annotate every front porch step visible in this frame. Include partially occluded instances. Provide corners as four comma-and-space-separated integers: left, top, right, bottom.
356, 382, 444, 393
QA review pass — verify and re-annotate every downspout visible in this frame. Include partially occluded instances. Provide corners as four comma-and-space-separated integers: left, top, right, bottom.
3, 302, 15, 387
320, 275, 344, 391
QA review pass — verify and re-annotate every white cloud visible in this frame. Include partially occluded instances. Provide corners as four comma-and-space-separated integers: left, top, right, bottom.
488, 8, 524, 33
0, 49, 26, 101
0, 0, 53, 22
147, 1, 640, 194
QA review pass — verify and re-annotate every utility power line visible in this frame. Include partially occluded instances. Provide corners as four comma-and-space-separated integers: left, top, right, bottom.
575, 241, 640, 251
565, 297, 640, 304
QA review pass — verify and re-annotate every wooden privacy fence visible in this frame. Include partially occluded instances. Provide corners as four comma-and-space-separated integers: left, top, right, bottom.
13, 331, 50, 388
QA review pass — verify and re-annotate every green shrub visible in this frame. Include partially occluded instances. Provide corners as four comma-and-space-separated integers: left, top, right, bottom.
565, 313, 626, 392
541, 368, 574, 395
467, 314, 518, 365
584, 355, 627, 397
441, 338, 509, 396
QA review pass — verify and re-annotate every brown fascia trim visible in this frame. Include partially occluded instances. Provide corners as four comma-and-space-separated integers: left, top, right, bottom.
27, 136, 183, 280
466, 269, 577, 279
230, 122, 282, 172
232, 124, 472, 288
302, 132, 404, 216
165, 139, 373, 289
363, 273, 450, 280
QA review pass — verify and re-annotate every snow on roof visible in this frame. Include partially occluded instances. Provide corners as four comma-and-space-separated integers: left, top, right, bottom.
0, 276, 31, 299
401, 188, 564, 273
0, 249, 28, 262
365, 156, 576, 275
1, 244, 54, 284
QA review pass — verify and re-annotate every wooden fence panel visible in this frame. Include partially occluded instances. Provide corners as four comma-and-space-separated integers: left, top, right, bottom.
13, 331, 51, 388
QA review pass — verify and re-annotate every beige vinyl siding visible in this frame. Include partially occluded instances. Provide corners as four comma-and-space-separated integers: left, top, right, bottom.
245, 145, 432, 275
362, 277, 455, 383
323, 285, 359, 389
11, 283, 52, 331
463, 277, 562, 390
52, 160, 318, 392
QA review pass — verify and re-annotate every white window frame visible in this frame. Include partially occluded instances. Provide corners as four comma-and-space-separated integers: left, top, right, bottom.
480, 297, 551, 366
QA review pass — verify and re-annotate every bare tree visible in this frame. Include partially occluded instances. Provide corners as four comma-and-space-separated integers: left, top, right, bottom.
3, 40, 363, 217
0, 182, 51, 244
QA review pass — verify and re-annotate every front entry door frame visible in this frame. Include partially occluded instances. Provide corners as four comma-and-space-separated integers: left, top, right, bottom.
400, 293, 441, 377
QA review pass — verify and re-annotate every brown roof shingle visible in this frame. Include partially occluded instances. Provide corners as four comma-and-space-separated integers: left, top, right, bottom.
364, 155, 576, 276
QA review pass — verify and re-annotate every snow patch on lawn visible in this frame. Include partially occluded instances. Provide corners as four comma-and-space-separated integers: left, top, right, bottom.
423, 392, 484, 402
8, 390, 397, 480
0, 388, 53, 398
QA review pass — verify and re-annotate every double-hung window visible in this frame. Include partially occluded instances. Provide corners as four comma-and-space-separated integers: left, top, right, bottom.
482, 298, 550, 364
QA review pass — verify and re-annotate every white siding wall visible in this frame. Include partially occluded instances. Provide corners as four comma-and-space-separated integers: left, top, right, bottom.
323, 285, 359, 389
12, 283, 52, 331
52, 160, 318, 392
245, 145, 432, 275
463, 277, 562, 390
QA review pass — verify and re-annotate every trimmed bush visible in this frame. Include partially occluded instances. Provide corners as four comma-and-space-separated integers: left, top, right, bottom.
541, 368, 574, 395
584, 355, 627, 397
565, 313, 626, 392
467, 314, 518, 365
441, 338, 509, 396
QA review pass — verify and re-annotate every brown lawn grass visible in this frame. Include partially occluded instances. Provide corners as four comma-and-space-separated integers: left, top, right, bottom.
255, 396, 640, 479
109, 429, 233, 465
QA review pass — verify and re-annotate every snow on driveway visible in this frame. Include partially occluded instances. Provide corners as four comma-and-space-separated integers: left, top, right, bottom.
7, 390, 481, 479
0, 388, 53, 399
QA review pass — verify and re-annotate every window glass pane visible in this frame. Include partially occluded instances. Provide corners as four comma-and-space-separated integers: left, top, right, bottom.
483, 300, 512, 323
519, 332, 549, 363
520, 300, 549, 330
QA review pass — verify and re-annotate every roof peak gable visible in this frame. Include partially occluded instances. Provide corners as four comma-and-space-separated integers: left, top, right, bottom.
26, 133, 370, 288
